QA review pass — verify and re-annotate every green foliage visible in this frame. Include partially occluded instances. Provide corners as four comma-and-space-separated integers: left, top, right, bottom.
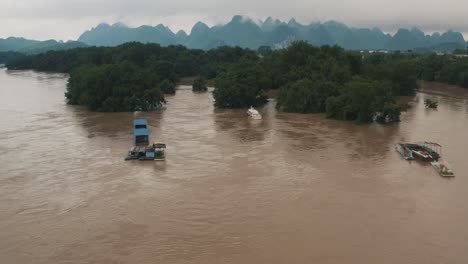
453, 49, 468, 55
257, 46, 272, 57
326, 77, 401, 123
192, 77, 208, 92
375, 103, 403, 123
66, 62, 165, 112
273, 43, 407, 123
7, 41, 429, 123
5, 43, 255, 79
389, 60, 419, 96
363, 54, 419, 95
159, 79, 176, 94
416, 54, 468, 88
6, 43, 255, 112
0, 51, 22, 64
265, 42, 354, 89
213, 57, 269, 108
278, 79, 339, 113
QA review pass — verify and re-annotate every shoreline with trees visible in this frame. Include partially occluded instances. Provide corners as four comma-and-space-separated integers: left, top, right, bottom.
5, 41, 466, 123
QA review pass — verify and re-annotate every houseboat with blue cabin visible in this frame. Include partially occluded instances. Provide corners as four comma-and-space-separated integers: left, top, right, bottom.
133, 119, 150, 145
125, 119, 166, 161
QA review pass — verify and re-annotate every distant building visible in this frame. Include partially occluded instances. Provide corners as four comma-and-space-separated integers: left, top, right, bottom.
377, 50, 390, 54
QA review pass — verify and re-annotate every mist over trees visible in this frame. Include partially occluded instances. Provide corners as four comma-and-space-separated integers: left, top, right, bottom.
0, 37, 87, 54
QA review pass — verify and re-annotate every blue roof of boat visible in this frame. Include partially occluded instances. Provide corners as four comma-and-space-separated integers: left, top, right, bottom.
133, 119, 148, 126
134, 128, 149, 136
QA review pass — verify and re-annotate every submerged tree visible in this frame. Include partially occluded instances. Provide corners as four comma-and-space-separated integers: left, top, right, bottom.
66, 62, 165, 112
424, 99, 438, 109
192, 77, 208, 92
326, 77, 402, 123
159, 79, 176, 94
213, 57, 269, 108
277, 79, 339, 113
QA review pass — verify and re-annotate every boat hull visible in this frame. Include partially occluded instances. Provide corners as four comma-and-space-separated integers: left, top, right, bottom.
403, 144, 440, 162
395, 144, 415, 160
247, 107, 262, 120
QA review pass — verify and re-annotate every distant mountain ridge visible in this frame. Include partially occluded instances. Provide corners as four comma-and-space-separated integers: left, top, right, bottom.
78, 16, 468, 51
0, 37, 88, 54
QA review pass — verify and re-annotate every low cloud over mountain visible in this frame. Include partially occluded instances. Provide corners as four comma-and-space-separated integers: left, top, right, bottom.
78, 16, 467, 51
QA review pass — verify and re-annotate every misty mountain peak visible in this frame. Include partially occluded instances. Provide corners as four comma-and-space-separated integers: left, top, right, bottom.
191, 21, 210, 35
231, 15, 243, 23
410, 27, 425, 36
288, 18, 300, 27
176, 30, 188, 37
95, 23, 111, 29
73, 17, 466, 51
111, 22, 128, 28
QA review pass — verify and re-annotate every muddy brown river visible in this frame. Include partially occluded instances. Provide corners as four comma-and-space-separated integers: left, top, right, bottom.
0, 69, 468, 264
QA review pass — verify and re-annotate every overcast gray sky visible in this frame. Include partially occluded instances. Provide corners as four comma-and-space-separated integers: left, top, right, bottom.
1, 0, 467, 40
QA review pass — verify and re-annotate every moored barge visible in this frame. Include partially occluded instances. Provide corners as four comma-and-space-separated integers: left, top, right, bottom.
399, 142, 441, 161
125, 119, 166, 161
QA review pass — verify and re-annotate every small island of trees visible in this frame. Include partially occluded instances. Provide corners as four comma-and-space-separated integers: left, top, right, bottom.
6, 41, 467, 123
192, 77, 208, 92
66, 62, 165, 111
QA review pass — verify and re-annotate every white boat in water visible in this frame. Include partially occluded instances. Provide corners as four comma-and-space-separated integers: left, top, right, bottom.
247, 106, 262, 119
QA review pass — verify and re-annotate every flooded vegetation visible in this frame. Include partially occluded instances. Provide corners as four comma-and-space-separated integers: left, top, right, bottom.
1, 70, 468, 263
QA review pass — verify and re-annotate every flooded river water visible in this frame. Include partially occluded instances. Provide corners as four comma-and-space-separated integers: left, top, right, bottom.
1, 69, 468, 264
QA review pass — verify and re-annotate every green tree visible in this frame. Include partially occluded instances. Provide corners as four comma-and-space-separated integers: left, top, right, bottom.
192, 77, 208, 92
159, 79, 176, 94
390, 59, 419, 96
457, 71, 468, 88
257, 46, 272, 57
277, 79, 339, 113
326, 77, 401, 123
213, 57, 269, 108
66, 62, 165, 111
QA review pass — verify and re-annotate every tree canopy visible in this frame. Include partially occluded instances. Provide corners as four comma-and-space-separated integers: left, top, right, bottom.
66, 62, 165, 112
213, 57, 269, 108
5, 41, 450, 124
326, 77, 402, 123
192, 77, 208, 92
415, 54, 468, 88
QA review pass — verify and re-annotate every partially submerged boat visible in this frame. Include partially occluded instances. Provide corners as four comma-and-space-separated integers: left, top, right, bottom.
403, 142, 441, 161
247, 106, 262, 120
396, 142, 454, 177
395, 143, 415, 160
431, 160, 455, 177
125, 119, 166, 161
